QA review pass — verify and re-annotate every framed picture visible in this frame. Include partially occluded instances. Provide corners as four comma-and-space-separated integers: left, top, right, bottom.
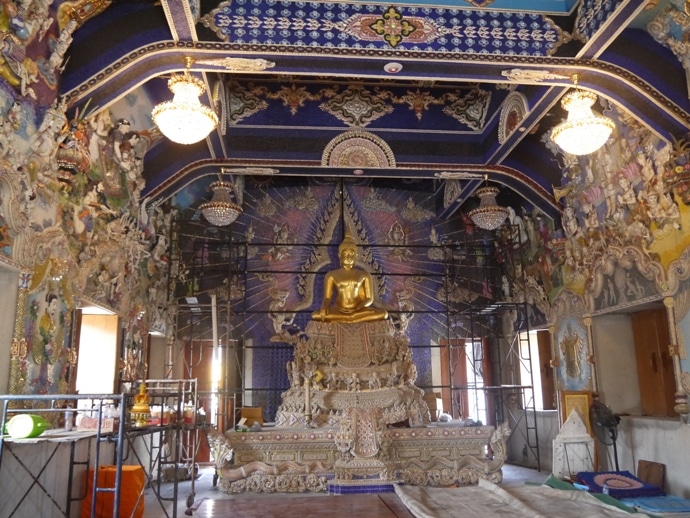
556, 318, 591, 391
560, 390, 593, 436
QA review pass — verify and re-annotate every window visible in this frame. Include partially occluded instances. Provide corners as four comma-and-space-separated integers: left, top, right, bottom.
518, 330, 555, 411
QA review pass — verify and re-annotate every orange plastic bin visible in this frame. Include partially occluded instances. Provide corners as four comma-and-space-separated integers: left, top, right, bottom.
81, 465, 145, 518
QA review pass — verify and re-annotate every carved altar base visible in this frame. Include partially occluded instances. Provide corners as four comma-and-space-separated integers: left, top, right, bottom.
275, 320, 429, 428
214, 320, 510, 493
217, 421, 510, 494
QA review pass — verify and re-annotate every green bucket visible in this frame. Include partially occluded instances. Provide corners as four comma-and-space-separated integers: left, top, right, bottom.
5, 414, 51, 438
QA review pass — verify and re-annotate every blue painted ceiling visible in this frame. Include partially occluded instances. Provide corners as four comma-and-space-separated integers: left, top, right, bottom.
59, 0, 690, 221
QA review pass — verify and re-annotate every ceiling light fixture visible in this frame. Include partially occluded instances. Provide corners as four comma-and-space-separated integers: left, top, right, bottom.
551, 74, 615, 156
384, 62, 402, 74
152, 57, 218, 145
199, 178, 242, 226
468, 175, 509, 231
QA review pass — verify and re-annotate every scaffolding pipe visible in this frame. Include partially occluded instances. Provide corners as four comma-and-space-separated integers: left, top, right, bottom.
212, 293, 219, 360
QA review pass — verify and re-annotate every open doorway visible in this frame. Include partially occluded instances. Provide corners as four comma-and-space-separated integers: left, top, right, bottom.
74, 307, 119, 394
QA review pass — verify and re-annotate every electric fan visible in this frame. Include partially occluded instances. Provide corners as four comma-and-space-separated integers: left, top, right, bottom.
590, 399, 621, 471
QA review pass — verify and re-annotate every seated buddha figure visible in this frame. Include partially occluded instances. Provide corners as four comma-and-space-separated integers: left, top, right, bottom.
312, 234, 388, 324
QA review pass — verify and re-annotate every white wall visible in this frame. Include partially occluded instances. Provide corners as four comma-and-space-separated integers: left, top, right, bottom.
506, 409, 559, 472
0, 267, 19, 394
592, 313, 642, 414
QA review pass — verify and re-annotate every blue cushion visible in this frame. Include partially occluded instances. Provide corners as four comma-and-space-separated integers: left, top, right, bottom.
619, 495, 690, 513
576, 471, 664, 499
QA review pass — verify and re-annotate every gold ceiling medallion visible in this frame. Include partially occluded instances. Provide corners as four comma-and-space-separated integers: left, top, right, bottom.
369, 7, 416, 48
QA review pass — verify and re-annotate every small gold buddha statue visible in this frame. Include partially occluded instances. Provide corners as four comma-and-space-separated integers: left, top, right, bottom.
312, 233, 388, 324
130, 381, 151, 427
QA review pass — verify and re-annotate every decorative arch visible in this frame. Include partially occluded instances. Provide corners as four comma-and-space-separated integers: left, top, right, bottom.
321, 131, 396, 169
498, 91, 528, 145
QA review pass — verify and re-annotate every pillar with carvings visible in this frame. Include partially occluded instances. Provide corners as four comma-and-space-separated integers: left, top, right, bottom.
663, 297, 689, 418
583, 316, 598, 394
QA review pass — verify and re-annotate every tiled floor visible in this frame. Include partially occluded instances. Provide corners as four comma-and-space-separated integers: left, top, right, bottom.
194, 492, 416, 517
144, 463, 548, 517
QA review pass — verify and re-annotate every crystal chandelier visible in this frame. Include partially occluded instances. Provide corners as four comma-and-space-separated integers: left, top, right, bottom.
468, 176, 509, 231
551, 74, 615, 156
152, 57, 218, 145
200, 180, 242, 226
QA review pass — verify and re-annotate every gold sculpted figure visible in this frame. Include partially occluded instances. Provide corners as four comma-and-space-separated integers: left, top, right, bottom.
312, 234, 388, 323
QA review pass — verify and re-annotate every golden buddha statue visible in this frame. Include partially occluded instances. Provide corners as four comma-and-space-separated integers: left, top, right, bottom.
312, 234, 388, 324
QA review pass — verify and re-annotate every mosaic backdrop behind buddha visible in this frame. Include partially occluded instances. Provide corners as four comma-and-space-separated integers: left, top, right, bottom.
171, 180, 504, 417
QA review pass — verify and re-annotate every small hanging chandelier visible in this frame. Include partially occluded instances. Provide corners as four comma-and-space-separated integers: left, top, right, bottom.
200, 179, 242, 226
468, 175, 509, 231
152, 57, 218, 145
551, 74, 615, 156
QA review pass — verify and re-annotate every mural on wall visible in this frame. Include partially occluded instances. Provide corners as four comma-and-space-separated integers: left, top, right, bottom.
0, 2, 171, 396
530, 98, 690, 317
120, 305, 148, 382
589, 249, 662, 312
496, 206, 555, 330
18, 259, 75, 395
556, 317, 590, 391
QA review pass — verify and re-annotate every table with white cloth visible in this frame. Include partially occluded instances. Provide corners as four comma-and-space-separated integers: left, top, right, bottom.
0, 429, 114, 518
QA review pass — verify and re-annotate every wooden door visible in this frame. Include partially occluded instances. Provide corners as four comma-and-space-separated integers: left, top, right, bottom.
631, 307, 676, 417
536, 330, 556, 410
440, 339, 468, 419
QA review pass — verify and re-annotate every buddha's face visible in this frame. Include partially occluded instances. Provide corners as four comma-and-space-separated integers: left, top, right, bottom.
47, 298, 58, 318
340, 246, 356, 268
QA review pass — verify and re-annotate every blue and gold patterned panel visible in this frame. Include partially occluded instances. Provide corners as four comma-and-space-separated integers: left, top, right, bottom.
203, 1, 565, 56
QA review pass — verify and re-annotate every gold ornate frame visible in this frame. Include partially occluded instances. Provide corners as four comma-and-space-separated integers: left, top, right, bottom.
560, 390, 593, 436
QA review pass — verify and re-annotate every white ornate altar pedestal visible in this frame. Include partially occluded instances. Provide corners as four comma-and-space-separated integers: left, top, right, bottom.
215, 320, 510, 494
552, 409, 595, 480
